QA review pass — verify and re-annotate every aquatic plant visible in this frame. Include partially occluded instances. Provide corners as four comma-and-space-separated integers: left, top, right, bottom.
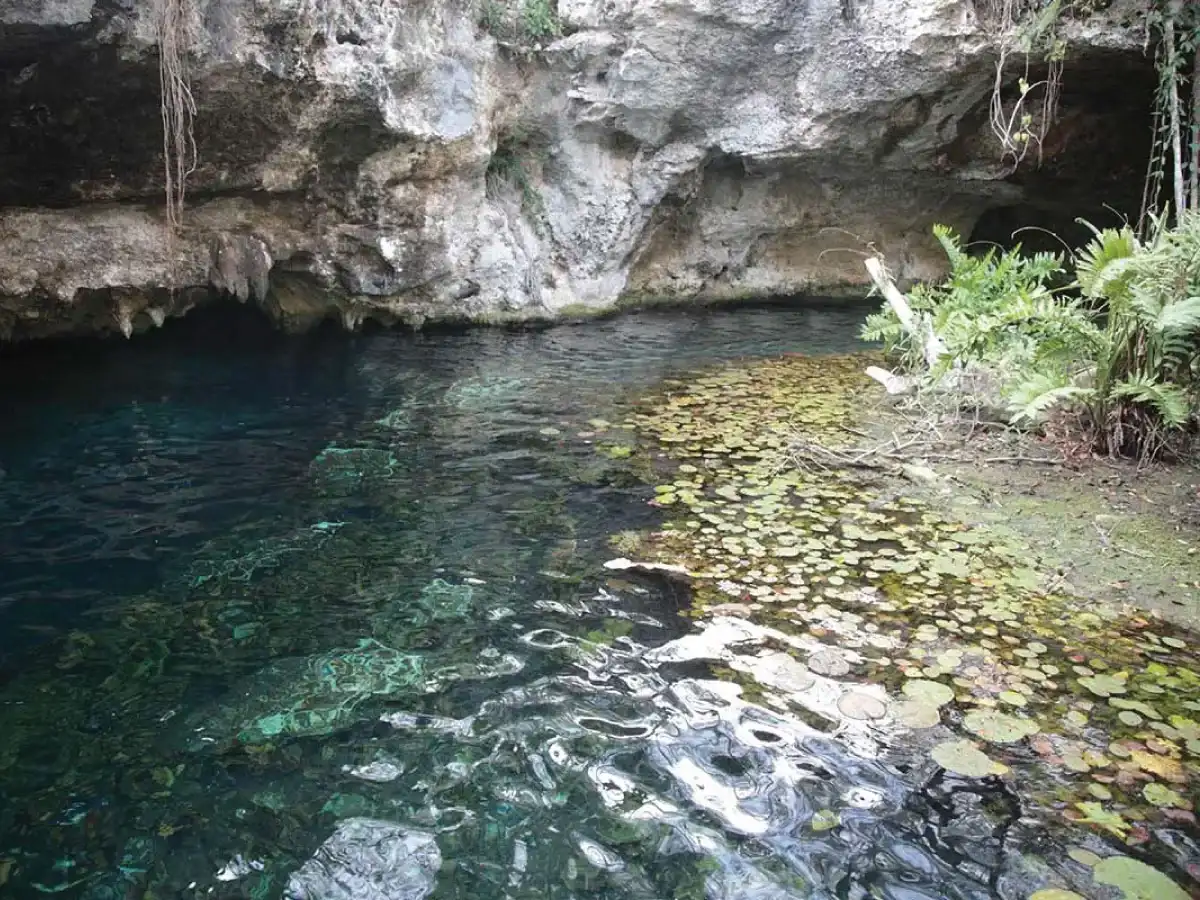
613, 351, 1199, 895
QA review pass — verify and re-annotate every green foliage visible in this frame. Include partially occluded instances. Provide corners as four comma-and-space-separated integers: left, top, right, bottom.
861, 224, 1067, 378
478, 0, 562, 46
486, 126, 549, 225
865, 217, 1200, 458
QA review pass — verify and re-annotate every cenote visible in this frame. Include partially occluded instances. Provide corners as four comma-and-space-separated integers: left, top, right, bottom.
2, 299, 1198, 900
0, 300, 903, 899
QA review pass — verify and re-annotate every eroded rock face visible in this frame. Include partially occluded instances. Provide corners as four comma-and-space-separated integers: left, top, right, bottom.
0, 0, 1150, 338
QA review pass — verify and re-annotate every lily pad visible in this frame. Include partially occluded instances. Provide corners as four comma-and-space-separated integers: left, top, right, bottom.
1067, 848, 1101, 868
1092, 855, 1189, 900
1078, 674, 1127, 697
811, 809, 839, 832
931, 739, 1007, 778
810, 649, 851, 677
902, 679, 954, 708
963, 709, 1037, 743
837, 691, 887, 721
894, 700, 941, 729
1030, 892, 1084, 900
1142, 782, 1186, 808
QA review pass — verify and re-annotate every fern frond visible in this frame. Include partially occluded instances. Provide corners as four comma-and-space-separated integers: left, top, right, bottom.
1109, 377, 1192, 428
1006, 371, 1093, 425
1075, 227, 1138, 300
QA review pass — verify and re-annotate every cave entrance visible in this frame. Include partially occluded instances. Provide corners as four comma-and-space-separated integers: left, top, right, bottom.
969, 46, 1156, 254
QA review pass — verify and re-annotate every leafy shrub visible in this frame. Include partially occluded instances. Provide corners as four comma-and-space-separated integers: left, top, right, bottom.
864, 218, 1200, 458
862, 224, 1068, 380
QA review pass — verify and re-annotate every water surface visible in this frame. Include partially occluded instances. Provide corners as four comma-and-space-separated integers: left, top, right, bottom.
0, 301, 1023, 899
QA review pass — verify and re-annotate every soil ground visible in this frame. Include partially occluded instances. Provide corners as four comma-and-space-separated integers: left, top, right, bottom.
856, 392, 1200, 629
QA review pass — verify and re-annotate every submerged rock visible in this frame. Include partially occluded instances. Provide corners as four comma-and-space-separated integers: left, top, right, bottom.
180, 639, 426, 749
285, 819, 441, 900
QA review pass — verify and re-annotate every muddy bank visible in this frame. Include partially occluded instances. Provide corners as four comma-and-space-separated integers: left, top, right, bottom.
857, 396, 1200, 631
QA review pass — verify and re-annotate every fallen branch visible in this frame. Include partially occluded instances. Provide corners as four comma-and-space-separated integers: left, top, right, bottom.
865, 256, 946, 370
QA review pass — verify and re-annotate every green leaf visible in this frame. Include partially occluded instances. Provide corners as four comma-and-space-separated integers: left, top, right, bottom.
963, 709, 1038, 743
1091, 855, 1189, 899
931, 739, 1008, 777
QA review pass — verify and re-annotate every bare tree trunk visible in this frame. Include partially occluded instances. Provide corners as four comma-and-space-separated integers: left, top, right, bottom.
1165, 0, 1187, 222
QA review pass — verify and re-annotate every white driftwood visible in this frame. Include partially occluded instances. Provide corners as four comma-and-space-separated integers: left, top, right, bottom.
864, 365, 912, 395
864, 257, 946, 370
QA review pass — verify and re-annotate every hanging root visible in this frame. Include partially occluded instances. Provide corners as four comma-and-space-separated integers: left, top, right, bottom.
978, 0, 1064, 170
155, 0, 197, 282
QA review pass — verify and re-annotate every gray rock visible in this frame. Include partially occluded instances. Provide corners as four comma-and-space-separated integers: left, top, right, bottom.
285, 819, 441, 900
0, 0, 1152, 339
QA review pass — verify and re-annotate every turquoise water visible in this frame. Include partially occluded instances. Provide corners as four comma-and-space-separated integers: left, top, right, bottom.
0, 302, 1022, 899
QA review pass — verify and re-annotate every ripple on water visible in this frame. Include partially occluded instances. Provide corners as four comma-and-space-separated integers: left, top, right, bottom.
0, 303, 1055, 899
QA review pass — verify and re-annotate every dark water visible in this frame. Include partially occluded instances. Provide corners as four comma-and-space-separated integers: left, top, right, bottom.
0, 302, 1023, 899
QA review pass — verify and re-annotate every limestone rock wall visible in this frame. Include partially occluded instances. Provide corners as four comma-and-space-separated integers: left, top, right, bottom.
0, 0, 1151, 338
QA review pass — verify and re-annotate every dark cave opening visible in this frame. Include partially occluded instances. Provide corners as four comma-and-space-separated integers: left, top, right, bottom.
968, 46, 1157, 254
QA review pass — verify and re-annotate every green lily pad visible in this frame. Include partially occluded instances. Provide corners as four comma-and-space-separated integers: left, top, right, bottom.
998, 690, 1027, 707
1117, 710, 1142, 728
1109, 697, 1162, 721
1067, 848, 1101, 868
1078, 674, 1127, 697
1030, 891, 1084, 900
811, 809, 839, 832
1092, 855, 1189, 900
931, 739, 1007, 778
1142, 782, 1186, 808
902, 679, 955, 707
963, 709, 1037, 743
894, 700, 941, 729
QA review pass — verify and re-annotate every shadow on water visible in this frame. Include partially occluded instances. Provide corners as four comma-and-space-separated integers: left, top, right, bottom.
0, 299, 1033, 900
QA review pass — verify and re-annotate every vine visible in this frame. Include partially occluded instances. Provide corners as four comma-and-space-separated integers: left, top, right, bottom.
978, 0, 1067, 170
982, 0, 1200, 230
153, 0, 197, 280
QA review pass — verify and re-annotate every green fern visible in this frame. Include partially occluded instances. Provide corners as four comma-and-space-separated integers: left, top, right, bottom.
1007, 372, 1093, 425
864, 218, 1200, 458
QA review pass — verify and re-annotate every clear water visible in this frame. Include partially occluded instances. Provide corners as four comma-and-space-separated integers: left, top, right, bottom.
0, 302, 1020, 899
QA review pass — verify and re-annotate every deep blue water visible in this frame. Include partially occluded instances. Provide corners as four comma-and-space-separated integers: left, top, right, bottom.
0, 301, 1027, 900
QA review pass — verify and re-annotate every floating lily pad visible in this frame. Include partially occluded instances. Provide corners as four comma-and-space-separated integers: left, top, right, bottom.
1117, 710, 1143, 728
902, 679, 954, 708
837, 691, 887, 721
963, 709, 1037, 743
810, 649, 851, 677
1142, 782, 1186, 808
1078, 674, 1127, 697
931, 739, 1007, 778
1030, 891, 1084, 900
1067, 848, 1101, 868
811, 809, 839, 832
894, 700, 941, 729
1092, 855, 1189, 900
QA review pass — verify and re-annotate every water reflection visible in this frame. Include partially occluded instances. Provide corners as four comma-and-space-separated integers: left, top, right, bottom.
0, 301, 1033, 898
